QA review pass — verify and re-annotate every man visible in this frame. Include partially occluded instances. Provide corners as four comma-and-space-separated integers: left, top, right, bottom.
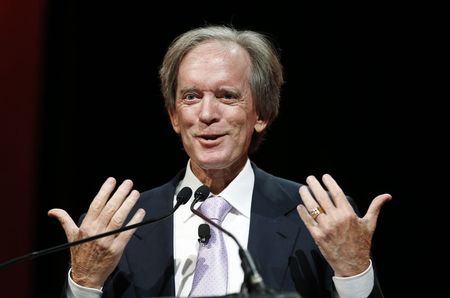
49, 25, 391, 298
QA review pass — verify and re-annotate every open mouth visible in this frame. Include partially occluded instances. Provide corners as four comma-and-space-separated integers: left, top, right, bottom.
196, 133, 226, 145
200, 134, 222, 141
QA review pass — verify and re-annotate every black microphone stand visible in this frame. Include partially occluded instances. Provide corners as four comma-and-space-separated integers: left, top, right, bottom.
0, 186, 192, 270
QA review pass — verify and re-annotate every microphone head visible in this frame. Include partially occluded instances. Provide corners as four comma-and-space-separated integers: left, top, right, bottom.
194, 185, 210, 202
176, 186, 192, 205
198, 223, 211, 244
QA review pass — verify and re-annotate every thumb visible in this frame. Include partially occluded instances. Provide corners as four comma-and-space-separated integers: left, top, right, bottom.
48, 208, 79, 242
363, 194, 392, 232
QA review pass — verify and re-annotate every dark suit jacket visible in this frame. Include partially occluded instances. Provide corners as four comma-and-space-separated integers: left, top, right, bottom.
92, 164, 383, 298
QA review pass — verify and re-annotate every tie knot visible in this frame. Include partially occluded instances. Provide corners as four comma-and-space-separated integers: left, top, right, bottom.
200, 195, 232, 223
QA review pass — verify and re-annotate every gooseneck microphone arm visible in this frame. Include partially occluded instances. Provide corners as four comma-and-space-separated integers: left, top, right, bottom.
190, 185, 268, 295
0, 186, 193, 270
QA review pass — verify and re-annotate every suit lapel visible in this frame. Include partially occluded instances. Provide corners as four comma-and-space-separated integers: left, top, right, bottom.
128, 170, 185, 297
248, 164, 303, 291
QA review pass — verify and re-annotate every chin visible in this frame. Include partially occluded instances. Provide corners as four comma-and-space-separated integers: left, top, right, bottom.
196, 159, 230, 170
193, 152, 234, 170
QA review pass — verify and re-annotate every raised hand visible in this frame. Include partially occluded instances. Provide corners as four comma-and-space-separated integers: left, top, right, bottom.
296, 174, 391, 276
48, 177, 146, 288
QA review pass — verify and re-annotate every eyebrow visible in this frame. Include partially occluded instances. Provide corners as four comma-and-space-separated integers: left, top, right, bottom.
216, 88, 242, 98
178, 87, 197, 95
178, 86, 242, 96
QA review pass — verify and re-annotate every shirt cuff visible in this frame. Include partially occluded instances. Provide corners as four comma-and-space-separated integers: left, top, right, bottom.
66, 268, 103, 298
332, 260, 374, 298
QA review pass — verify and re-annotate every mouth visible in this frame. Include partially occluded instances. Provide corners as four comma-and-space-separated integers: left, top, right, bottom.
199, 134, 224, 141
195, 133, 226, 146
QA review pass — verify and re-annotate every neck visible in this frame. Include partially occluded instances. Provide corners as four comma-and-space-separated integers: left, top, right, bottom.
190, 157, 247, 194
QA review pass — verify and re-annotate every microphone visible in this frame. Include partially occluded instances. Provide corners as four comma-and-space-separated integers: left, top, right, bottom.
198, 223, 211, 245
0, 186, 193, 270
190, 185, 268, 295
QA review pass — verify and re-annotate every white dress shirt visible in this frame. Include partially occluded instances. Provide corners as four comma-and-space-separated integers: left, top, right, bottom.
173, 159, 254, 296
67, 159, 374, 297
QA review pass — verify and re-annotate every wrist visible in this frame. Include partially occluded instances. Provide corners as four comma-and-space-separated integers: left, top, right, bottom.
71, 268, 103, 289
334, 258, 371, 277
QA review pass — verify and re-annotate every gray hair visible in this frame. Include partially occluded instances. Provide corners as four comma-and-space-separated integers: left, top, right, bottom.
159, 25, 284, 152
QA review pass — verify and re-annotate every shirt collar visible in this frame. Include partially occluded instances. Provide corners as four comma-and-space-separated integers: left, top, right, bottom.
176, 159, 254, 222
218, 159, 253, 219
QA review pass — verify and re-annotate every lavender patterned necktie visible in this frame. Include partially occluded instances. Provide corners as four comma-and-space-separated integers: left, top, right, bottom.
190, 195, 232, 297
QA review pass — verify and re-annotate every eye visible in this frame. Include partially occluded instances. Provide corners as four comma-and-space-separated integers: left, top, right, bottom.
185, 93, 197, 100
181, 91, 201, 103
223, 92, 236, 100
218, 90, 240, 102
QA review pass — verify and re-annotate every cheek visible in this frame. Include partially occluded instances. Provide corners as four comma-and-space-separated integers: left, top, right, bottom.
232, 116, 257, 144
176, 110, 195, 129
244, 124, 256, 143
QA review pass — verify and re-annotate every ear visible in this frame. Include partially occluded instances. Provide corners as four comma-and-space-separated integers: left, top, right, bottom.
168, 109, 180, 134
254, 118, 268, 133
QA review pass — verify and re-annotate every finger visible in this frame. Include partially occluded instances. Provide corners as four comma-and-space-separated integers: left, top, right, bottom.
299, 185, 320, 211
297, 204, 317, 226
363, 193, 392, 232
48, 208, 79, 242
97, 179, 134, 226
296, 204, 320, 235
305, 175, 335, 212
321, 174, 352, 209
84, 177, 117, 223
112, 208, 146, 251
106, 190, 140, 230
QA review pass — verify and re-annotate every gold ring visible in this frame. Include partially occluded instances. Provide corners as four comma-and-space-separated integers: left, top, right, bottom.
309, 206, 324, 219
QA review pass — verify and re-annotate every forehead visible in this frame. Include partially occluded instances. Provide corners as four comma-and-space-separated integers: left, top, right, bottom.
177, 41, 252, 85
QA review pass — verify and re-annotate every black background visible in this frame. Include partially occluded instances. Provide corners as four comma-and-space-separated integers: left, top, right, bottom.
33, 1, 438, 297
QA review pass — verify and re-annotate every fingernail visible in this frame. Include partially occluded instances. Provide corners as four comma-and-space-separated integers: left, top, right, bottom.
139, 209, 146, 217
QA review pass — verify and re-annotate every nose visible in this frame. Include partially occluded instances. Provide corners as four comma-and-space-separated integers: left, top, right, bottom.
198, 94, 219, 124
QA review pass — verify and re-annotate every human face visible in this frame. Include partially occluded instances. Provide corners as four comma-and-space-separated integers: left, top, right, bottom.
169, 41, 267, 172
